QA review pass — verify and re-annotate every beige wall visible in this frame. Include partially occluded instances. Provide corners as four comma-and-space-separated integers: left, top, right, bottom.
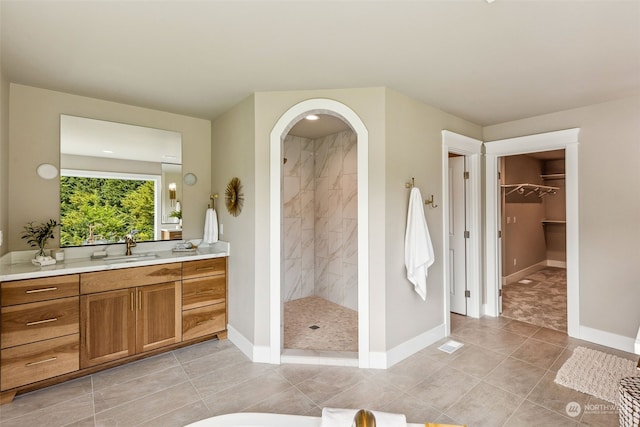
211, 95, 256, 343
484, 95, 640, 340
221, 87, 480, 353
7, 84, 211, 251
0, 69, 8, 256
384, 89, 482, 349
502, 155, 547, 275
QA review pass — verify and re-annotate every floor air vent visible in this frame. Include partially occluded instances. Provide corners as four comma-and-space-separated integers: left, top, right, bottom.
438, 340, 464, 354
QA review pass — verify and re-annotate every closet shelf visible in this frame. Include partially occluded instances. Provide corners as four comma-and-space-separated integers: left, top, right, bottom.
501, 183, 560, 198
540, 173, 566, 180
542, 219, 566, 224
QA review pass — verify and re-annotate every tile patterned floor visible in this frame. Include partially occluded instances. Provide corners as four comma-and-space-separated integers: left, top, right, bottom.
502, 266, 567, 332
284, 296, 358, 352
1, 314, 638, 427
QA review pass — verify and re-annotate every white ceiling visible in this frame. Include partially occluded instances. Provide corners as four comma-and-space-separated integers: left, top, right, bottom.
2, 1, 639, 127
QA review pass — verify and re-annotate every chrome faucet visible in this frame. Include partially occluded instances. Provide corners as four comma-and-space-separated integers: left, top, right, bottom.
124, 230, 138, 255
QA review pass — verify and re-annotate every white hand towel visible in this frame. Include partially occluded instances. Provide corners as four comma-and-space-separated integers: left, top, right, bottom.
320, 407, 407, 427
203, 208, 219, 244
404, 186, 435, 300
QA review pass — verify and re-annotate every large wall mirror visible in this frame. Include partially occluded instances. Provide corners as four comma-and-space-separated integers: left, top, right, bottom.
60, 115, 183, 247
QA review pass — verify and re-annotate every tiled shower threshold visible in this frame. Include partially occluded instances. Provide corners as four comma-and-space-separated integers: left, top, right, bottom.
281, 348, 358, 367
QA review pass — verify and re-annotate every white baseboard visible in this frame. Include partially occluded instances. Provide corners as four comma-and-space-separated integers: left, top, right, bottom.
229, 322, 451, 369
546, 259, 567, 268
384, 323, 447, 368
502, 260, 567, 286
227, 323, 273, 364
502, 261, 546, 286
579, 325, 638, 354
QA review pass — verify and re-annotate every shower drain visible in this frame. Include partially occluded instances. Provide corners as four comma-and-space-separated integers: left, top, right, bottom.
309, 325, 320, 330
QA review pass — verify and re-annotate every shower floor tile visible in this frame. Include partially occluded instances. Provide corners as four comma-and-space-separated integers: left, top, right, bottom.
284, 296, 358, 352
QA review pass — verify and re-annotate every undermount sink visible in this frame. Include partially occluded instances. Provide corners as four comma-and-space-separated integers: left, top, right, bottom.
102, 253, 159, 263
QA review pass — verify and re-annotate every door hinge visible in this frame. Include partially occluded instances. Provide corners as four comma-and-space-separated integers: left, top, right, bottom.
499, 289, 503, 297
498, 171, 501, 180
463, 171, 470, 179
498, 230, 502, 238
464, 230, 470, 239
465, 290, 471, 298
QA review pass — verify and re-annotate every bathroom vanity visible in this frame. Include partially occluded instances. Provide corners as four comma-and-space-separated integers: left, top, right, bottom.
0, 247, 228, 403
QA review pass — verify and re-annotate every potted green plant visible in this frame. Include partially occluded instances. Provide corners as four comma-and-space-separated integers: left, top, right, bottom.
170, 208, 182, 228
22, 219, 60, 260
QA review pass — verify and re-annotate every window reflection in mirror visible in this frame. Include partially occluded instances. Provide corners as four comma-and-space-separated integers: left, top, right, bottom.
59, 115, 182, 247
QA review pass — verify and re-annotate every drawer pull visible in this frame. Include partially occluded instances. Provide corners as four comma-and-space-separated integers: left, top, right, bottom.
195, 267, 215, 272
195, 289, 214, 295
25, 287, 58, 294
196, 320, 209, 326
26, 357, 58, 367
26, 318, 58, 326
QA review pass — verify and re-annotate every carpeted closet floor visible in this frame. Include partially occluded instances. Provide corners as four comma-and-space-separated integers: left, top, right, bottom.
284, 296, 358, 352
501, 266, 567, 332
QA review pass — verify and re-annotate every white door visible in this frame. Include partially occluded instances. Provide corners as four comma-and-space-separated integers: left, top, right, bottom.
449, 156, 467, 315
497, 159, 503, 313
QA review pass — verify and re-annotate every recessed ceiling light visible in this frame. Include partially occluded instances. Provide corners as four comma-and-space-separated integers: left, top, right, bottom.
305, 114, 319, 121
102, 150, 114, 154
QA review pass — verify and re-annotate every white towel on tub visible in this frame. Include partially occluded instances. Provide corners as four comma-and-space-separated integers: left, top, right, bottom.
320, 407, 407, 427
404, 186, 435, 300
203, 208, 218, 244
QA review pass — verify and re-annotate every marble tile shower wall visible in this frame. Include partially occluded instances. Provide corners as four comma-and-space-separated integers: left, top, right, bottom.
283, 130, 358, 311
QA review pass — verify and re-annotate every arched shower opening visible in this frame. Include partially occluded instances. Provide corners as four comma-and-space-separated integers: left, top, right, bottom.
269, 99, 371, 367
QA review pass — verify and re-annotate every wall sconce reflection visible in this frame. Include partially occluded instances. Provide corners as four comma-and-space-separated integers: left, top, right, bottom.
168, 182, 177, 205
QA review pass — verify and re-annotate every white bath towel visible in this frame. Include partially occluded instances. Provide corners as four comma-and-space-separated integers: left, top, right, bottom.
320, 407, 407, 427
203, 208, 219, 244
404, 186, 435, 300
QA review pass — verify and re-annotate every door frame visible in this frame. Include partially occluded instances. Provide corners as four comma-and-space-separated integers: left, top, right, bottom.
269, 98, 371, 367
442, 131, 482, 333
484, 128, 580, 337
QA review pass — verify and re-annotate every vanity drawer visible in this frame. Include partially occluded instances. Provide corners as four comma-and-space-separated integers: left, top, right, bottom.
81, 263, 181, 294
1, 334, 79, 391
182, 303, 226, 341
1, 297, 79, 349
182, 276, 226, 310
182, 258, 226, 280
1, 275, 79, 306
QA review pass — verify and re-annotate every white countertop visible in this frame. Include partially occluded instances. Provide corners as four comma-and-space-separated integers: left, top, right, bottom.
0, 241, 230, 282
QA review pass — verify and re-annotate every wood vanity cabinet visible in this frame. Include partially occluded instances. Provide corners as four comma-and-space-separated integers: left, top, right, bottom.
0, 256, 227, 403
182, 258, 227, 340
0, 275, 80, 391
80, 264, 182, 368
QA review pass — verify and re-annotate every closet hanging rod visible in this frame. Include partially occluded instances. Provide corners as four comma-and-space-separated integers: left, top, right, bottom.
501, 183, 559, 197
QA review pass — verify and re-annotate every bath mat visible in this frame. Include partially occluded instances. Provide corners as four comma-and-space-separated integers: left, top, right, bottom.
554, 346, 640, 403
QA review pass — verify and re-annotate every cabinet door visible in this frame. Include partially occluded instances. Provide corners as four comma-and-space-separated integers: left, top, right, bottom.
136, 282, 181, 353
80, 290, 135, 368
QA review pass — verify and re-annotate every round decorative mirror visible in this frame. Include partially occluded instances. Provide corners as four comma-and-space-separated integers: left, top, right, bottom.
225, 177, 244, 217
183, 172, 197, 186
